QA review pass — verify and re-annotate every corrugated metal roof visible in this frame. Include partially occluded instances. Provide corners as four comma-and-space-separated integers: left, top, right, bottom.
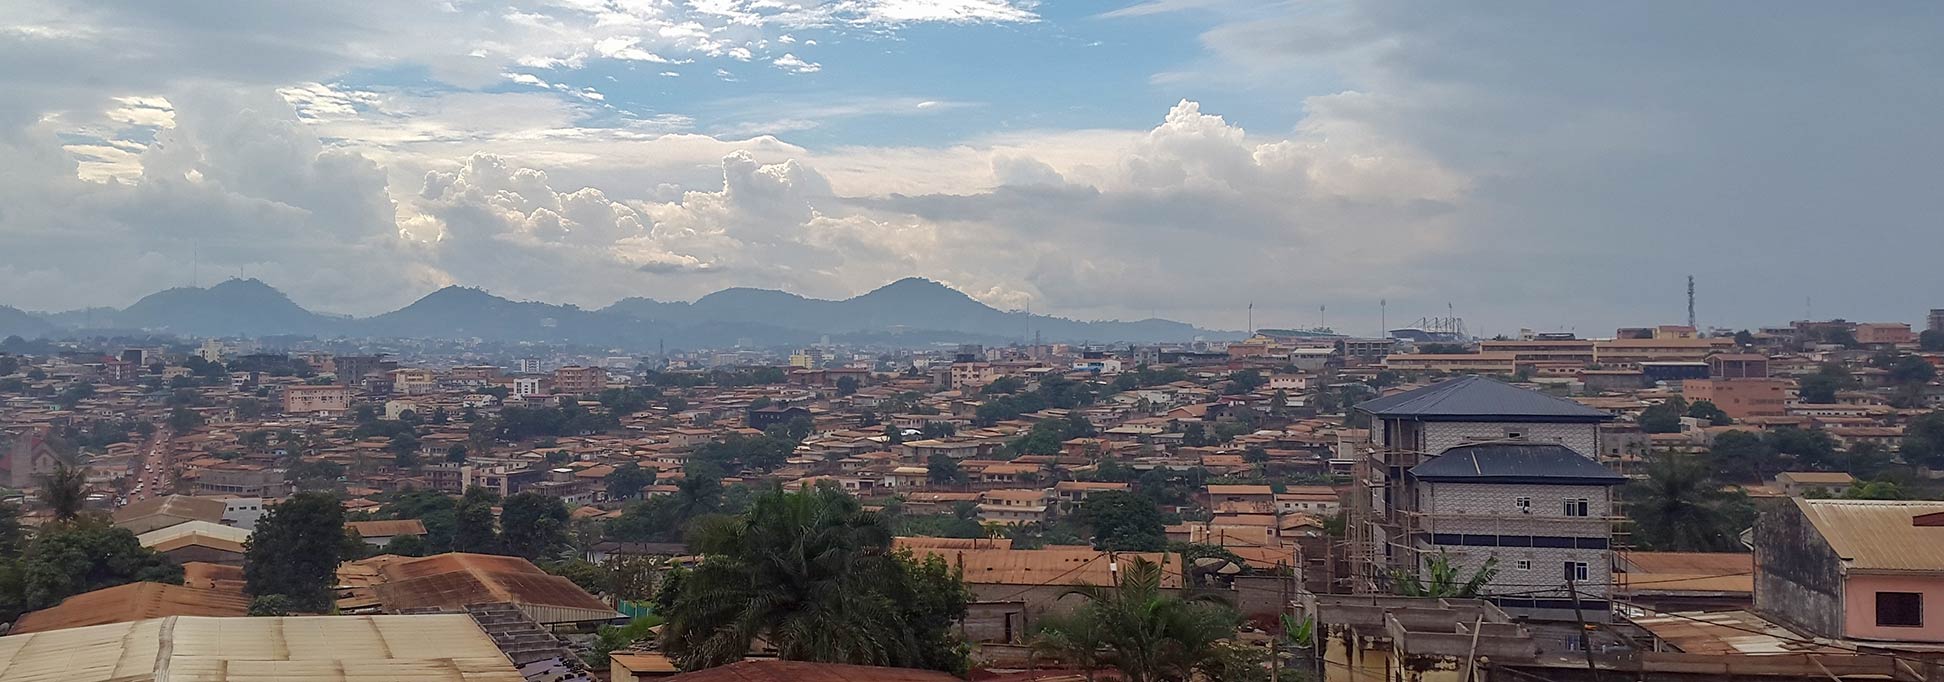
1409, 442, 1624, 485
665, 660, 960, 682
0, 614, 524, 682
902, 548, 1182, 588
112, 494, 227, 526
373, 553, 619, 624
1356, 376, 1613, 422
137, 520, 252, 547
347, 519, 429, 538
1795, 498, 1944, 572
11, 582, 251, 634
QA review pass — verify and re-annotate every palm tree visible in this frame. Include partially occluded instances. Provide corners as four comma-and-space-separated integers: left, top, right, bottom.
662, 486, 936, 670
1034, 557, 1238, 682
1625, 454, 1753, 552
1392, 552, 1497, 598
36, 460, 88, 521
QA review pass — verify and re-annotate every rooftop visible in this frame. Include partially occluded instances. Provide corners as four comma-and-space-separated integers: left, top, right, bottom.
1357, 375, 1613, 423
10, 582, 251, 635
664, 660, 960, 682
0, 614, 522, 682
1794, 499, 1944, 573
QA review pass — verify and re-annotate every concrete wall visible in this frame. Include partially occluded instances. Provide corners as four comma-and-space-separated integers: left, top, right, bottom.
1753, 501, 1844, 638
1843, 573, 1944, 643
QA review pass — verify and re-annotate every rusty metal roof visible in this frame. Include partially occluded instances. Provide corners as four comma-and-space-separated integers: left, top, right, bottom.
1795, 498, 1944, 573
10, 582, 251, 634
665, 660, 960, 682
346, 519, 428, 538
902, 548, 1182, 588
0, 614, 523, 682
372, 553, 618, 623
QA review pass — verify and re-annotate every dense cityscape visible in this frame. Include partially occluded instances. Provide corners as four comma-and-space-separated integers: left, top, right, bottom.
3, 305, 1944, 681
5, 1, 1942, 681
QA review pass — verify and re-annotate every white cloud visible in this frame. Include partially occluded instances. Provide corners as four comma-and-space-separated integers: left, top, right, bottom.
771, 53, 821, 74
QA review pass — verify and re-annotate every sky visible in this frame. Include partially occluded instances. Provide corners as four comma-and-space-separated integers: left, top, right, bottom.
1, 1, 1941, 336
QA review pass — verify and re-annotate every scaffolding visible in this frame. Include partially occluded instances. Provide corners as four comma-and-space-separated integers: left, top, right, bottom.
1346, 438, 1634, 598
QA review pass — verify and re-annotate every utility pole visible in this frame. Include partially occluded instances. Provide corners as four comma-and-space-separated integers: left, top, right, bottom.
1567, 573, 1603, 682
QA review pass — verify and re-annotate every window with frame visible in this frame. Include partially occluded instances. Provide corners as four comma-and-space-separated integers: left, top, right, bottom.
1563, 498, 1590, 517
1515, 496, 1532, 512
1878, 592, 1923, 628
1564, 561, 1589, 582
1515, 559, 1531, 571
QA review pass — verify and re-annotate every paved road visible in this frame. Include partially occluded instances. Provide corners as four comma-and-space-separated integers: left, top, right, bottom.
127, 428, 174, 504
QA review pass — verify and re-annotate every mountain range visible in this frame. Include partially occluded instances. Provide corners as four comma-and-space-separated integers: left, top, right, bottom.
7, 278, 1236, 348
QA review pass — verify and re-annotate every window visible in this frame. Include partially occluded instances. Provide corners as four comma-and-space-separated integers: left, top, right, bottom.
1563, 498, 1590, 517
1878, 592, 1924, 628
1516, 559, 1531, 571
1564, 561, 1589, 582
1515, 496, 1532, 513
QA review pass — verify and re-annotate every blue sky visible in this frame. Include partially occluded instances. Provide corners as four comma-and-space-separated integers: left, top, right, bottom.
1, 1, 1941, 335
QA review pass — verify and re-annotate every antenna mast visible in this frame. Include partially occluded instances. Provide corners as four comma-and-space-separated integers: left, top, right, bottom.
1687, 275, 1696, 329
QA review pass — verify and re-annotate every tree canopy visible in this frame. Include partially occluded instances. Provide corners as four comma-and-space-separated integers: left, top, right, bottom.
243, 491, 346, 612
660, 486, 971, 673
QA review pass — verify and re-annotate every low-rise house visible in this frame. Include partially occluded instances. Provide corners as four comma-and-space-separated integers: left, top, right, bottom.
1774, 471, 1856, 498
347, 519, 429, 547
977, 489, 1050, 526
1756, 499, 1944, 644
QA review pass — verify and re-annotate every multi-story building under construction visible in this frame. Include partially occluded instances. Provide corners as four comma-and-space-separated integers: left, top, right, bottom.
1348, 376, 1626, 622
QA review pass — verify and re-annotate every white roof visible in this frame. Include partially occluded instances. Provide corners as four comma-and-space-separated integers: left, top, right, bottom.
0, 614, 522, 682
136, 520, 252, 548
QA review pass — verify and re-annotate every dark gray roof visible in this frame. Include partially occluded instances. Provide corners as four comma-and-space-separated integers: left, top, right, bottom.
1409, 442, 1625, 485
1355, 375, 1613, 422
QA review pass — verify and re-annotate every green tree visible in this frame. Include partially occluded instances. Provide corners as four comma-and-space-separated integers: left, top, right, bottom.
1708, 430, 1777, 482
168, 406, 205, 431
501, 491, 571, 560
36, 460, 88, 521
1798, 364, 1851, 403
454, 486, 501, 553
1223, 370, 1265, 395
836, 375, 859, 396
1625, 455, 1754, 552
249, 594, 294, 616
1904, 412, 1944, 467
19, 517, 183, 610
243, 492, 345, 612
1392, 552, 1497, 598
606, 463, 657, 501
1733, 330, 1757, 347
927, 452, 963, 485
1639, 398, 1687, 434
382, 533, 428, 556
1035, 557, 1237, 682
1891, 355, 1937, 386
1685, 400, 1732, 426
661, 486, 970, 673
1077, 491, 1167, 551
0, 501, 23, 560
1923, 329, 1944, 352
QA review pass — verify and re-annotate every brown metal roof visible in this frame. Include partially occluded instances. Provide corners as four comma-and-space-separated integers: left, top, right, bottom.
10, 582, 251, 634
347, 519, 429, 538
111, 494, 226, 527
902, 548, 1182, 588
665, 660, 959, 682
373, 553, 616, 622
1795, 499, 1944, 573
182, 561, 247, 593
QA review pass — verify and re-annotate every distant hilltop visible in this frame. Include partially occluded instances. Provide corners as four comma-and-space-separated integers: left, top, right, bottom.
1, 277, 1240, 348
